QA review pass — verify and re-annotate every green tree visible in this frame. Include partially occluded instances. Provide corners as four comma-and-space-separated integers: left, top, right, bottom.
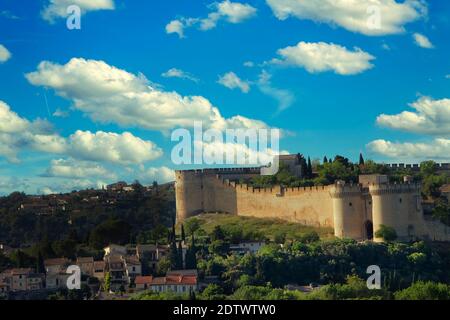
307, 157, 313, 178
185, 218, 201, 236
394, 282, 450, 300
209, 240, 230, 257
359, 153, 365, 166
211, 225, 225, 241
375, 225, 397, 242
36, 250, 45, 274
104, 272, 111, 292
181, 224, 186, 242
199, 284, 226, 300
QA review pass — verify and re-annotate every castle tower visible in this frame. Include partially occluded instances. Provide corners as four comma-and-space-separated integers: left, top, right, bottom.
330, 181, 366, 240
175, 170, 204, 222
369, 182, 422, 242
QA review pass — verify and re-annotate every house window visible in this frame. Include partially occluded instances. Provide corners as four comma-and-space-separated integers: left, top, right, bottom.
349, 202, 353, 207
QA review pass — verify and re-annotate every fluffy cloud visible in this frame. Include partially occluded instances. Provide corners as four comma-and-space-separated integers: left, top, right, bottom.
42, 158, 116, 179
41, 0, 115, 22
0, 101, 66, 162
26, 58, 271, 132
218, 72, 250, 93
0, 44, 11, 63
367, 138, 450, 160
258, 70, 294, 113
413, 33, 434, 49
67, 130, 162, 165
376, 97, 450, 135
271, 41, 375, 75
166, 1, 256, 38
198, 139, 290, 166
162, 68, 199, 82
265, 0, 426, 36
141, 166, 175, 184
0, 101, 163, 164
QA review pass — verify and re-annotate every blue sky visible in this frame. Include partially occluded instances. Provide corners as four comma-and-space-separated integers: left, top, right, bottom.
0, 0, 449, 195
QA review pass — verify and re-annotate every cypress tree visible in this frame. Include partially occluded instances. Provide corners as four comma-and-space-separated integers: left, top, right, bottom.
359, 153, 365, 166
323, 156, 328, 164
36, 250, 45, 274
169, 240, 179, 270
307, 157, 313, 178
185, 234, 197, 269
300, 157, 308, 178
177, 240, 184, 269
181, 224, 186, 243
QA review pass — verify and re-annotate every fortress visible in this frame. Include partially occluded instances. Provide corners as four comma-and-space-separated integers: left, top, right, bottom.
175, 156, 450, 242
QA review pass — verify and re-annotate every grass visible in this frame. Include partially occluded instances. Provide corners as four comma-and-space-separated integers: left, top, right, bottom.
182, 213, 334, 241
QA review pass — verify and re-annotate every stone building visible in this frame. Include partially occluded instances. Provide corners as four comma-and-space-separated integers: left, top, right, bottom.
175, 158, 450, 242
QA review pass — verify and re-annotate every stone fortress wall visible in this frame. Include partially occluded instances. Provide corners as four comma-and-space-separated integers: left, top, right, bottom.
175, 162, 450, 242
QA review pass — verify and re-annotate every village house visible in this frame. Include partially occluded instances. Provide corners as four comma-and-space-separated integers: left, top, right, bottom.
93, 261, 106, 281
148, 270, 198, 294
230, 241, 265, 254
123, 256, 142, 284
0, 268, 44, 292
76, 257, 94, 276
104, 244, 128, 259
44, 258, 71, 289
134, 276, 153, 291
105, 255, 127, 291
136, 244, 168, 271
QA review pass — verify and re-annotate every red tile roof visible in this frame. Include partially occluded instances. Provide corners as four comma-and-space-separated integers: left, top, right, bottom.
150, 275, 197, 286
135, 276, 153, 285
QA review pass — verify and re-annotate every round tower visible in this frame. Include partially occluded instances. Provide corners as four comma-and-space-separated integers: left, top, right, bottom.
330, 181, 365, 240
369, 183, 421, 242
175, 170, 204, 222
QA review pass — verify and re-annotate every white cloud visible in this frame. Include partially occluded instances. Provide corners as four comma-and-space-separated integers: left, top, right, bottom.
376, 97, 450, 135
367, 138, 450, 160
258, 70, 295, 113
198, 139, 290, 166
140, 166, 175, 184
0, 101, 66, 162
41, 0, 115, 22
0, 44, 11, 63
218, 72, 250, 93
53, 108, 70, 118
67, 130, 162, 165
0, 101, 163, 165
26, 58, 271, 132
446, 74, 450, 79
243, 61, 255, 67
165, 19, 190, 38
271, 41, 375, 75
162, 68, 199, 82
265, 0, 426, 36
43, 158, 116, 179
166, 1, 256, 37
413, 33, 434, 49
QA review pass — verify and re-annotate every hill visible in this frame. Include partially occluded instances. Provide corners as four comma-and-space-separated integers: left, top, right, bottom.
181, 213, 334, 242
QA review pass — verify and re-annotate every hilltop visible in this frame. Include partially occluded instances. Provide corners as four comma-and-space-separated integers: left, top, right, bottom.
181, 213, 334, 242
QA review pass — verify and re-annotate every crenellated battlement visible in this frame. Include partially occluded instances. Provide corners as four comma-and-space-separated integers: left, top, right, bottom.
369, 182, 421, 196
330, 182, 364, 198
175, 167, 261, 176
386, 163, 450, 172
175, 167, 450, 242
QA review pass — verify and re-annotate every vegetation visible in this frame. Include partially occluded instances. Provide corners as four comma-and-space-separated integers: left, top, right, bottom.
181, 213, 334, 242
132, 236, 450, 300
0, 183, 175, 267
375, 225, 398, 242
